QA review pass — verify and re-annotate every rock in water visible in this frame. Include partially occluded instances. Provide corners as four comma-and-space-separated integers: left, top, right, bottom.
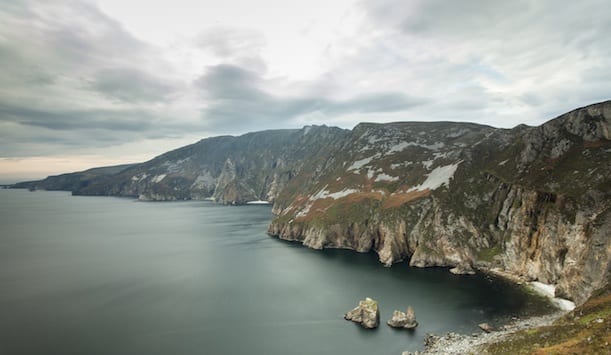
478, 322, 495, 333
344, 297, 379, 329
387, 306, 419, 329
387, 310, 408, 328
405, 306, 418, 329
449, 263, 476, 275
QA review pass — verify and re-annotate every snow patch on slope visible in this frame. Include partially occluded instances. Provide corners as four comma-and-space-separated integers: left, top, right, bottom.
375, 174, 399, 182
348, 154, 380, 170
408, 162, 461, 192
152, 174, 167, 183
310, 185, 360, 201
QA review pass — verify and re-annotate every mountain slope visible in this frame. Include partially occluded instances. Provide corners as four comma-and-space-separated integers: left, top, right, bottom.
72, 125, 348, 203
268, 101, 611, 305
14, 101, 610, 304
11, 164, 136, 191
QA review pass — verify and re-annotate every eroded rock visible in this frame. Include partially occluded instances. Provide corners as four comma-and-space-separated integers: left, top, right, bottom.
344, 297, 380, 329
388, 306, 419, 329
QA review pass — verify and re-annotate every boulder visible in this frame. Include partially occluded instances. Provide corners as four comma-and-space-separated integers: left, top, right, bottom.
387, 306, 418, 329
344, 297, 380, 329
449, 263, 476, 275
478, 322, 495, 333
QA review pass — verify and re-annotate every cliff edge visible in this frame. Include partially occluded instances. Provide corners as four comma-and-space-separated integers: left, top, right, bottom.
269, 101, 611, 305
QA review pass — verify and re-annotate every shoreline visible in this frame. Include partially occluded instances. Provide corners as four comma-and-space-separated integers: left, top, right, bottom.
401, 267, 574, 354
403, 309, 566, 355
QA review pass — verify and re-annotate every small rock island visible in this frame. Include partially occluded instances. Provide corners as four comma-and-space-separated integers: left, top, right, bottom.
344, 297, 380, 329
387, 306, 418, 329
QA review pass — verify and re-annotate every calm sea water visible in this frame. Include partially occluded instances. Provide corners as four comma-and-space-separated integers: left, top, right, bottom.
0, 189, 549, 355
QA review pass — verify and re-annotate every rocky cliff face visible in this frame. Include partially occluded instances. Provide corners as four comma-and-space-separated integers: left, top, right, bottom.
70, 126, 348, 204
269, 101, 611, 305
17, 101, 610, 304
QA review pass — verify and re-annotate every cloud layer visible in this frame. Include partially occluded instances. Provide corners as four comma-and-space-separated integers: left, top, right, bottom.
0, 0, 609, 180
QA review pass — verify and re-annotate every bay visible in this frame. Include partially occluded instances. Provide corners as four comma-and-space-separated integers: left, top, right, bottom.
0, 189, 549, 354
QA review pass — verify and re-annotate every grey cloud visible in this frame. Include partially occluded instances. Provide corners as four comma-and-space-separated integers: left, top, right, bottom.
331, 93, 424, 114
356, 0, 611, 125
0, 101, 154, 131
0, 98, 204, 159
0, 1, 191, 157
195, 64, 263, 100
195, 64, 424, 132
89, 67, 178, 103
43, 1, 151, 66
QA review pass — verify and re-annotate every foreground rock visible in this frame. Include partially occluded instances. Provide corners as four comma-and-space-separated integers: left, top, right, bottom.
344, 297, 380, 329
405, 311, 564, 354
387, 306, 419, 329
478, 322, 495, 333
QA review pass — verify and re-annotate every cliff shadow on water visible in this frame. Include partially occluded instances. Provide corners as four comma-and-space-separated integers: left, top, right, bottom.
269, 236, 556, 323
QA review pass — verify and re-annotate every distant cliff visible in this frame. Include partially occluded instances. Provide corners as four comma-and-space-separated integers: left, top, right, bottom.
48, 126, 347, 204
16, 101, 610, 305
12, 164, 136, 191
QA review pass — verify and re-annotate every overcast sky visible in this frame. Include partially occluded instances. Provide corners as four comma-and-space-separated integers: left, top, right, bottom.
0, 0, 609, 182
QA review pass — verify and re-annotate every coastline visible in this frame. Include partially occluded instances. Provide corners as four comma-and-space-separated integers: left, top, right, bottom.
404, 310, 566, 355
402, 266, 577, 354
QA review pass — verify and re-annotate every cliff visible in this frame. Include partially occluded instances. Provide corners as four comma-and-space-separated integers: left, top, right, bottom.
15, 101, 610, 305
65, 125, 347, 204
268, 101, 611, 305
11, 164, 136, 191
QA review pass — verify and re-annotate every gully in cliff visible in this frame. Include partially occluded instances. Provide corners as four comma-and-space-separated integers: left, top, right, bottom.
344, 297, 380, 329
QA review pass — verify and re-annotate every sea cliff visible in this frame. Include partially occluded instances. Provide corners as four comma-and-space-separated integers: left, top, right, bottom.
16, 101, 611, 305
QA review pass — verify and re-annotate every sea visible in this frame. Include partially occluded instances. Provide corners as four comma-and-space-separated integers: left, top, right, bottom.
0, 189, 551, 354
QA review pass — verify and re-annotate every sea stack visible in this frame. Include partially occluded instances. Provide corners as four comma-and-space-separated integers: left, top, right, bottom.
387, 306, 419, 329
344, 297, 380, 329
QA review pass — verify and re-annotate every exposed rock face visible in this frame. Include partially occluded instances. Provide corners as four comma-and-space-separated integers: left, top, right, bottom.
20, 126, 348, 204
387, 306, 418, 329
344, 297, 380, 329
15, 101, 611, 306
269, 101, 611, 306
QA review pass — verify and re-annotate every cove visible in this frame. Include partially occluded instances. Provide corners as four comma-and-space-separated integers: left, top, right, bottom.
0, 190, 551, 354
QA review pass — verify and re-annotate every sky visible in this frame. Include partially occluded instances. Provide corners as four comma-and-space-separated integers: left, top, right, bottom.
0, 0, 609, 183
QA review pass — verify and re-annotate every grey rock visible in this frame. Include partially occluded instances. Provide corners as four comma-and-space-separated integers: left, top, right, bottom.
479, 322, 495, 333
388, 306, 419, 329
344, 297, 380, 329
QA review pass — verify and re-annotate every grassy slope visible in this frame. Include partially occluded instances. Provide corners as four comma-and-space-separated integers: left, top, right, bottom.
481, 287, 611, 354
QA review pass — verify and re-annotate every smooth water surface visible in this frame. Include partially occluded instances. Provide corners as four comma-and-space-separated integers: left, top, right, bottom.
0, 190, 546, 354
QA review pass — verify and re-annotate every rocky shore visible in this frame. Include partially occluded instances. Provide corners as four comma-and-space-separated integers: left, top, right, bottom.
403, 311, 565, 355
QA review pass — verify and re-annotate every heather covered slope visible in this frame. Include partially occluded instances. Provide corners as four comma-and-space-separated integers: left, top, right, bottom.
269, 101, 611, 305
14, 101, 610, 304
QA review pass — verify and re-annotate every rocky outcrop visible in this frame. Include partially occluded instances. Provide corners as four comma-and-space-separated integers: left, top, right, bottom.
387, 306, 418, 329
344, 297, 380, 329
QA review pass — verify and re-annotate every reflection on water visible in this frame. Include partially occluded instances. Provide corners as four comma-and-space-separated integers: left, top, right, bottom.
0, 190, 551, 355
